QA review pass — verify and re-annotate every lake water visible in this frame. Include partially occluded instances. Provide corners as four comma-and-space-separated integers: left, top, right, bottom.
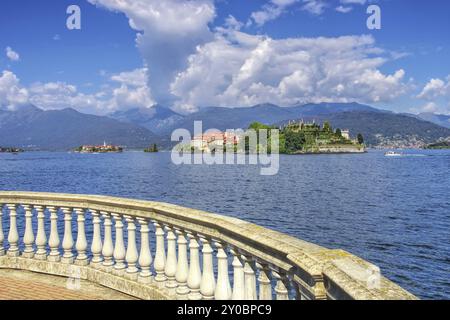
0, 150, 449, 299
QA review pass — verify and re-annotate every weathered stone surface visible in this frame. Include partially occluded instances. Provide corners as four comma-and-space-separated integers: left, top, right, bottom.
0, 256, 172, 300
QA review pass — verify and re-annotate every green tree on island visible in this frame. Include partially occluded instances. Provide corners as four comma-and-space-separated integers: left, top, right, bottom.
323, 121, 332, 133
357, 133, 364, 145
335, 128, 342, 137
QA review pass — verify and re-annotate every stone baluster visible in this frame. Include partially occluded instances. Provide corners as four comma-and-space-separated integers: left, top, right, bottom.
75, 208, 88, 265
101, 212, 114, 268
22, 205, 35, 258
153, 221, 166, 285
137, 218, 152, 283
90, 210, 103, 266
215, 241, 232, 300
164, 225, 178, 289
200, 236, 215, 300
257, 262, 272, 300
0, 205, 5, 256
112, 213, 126, 274
61, 207, 74, 264
273, 270, 289, 300
243, 255, 257, 300
187, 232, 202, 300
7, 204, 19, 257
34, 206, 47, 260
47, 207, 60, 262
231, 248, 245, 300
125, 215, 139, 279
175, 228, 189, 298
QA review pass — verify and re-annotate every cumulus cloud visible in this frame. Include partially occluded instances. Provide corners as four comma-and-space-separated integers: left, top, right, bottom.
109, 67, 154, 110
170, 30, 407, 111
415, 75, 450, 114
0, 70, 29, 110
0, 68, 154, 114
417, 76, 450, 100
5, 47, 20, 61
87, 0, 215, 105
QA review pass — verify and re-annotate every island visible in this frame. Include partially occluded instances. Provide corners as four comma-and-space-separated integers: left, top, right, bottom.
424, 141, 450, 149
74, 142, 123, 153
179, 120, 365, 154
144, 144, 159, 153
0, 147, 24, 153
276, 120, 366, 154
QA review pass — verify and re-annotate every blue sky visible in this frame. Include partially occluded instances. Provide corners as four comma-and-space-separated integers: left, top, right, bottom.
1, 0, 449, 115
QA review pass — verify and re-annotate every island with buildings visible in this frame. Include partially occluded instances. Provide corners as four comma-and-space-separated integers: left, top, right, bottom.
74, 142, 123, 153
0, 147, 24, 153
279, 120, 366, 154
179, 120, 365, 154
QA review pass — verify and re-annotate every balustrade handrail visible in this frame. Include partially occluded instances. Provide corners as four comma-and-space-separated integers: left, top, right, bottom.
0, 191, 416, 300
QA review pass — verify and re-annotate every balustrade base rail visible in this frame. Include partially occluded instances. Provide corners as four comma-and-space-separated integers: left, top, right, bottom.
0, 256, 172, 300
0, 191, 417, 300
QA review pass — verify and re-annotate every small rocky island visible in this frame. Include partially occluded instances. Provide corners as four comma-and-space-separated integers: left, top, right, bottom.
425, 141, 450, 149
144, 144, 159, 153
0, 147, 24, 153
74, 142, 123, 153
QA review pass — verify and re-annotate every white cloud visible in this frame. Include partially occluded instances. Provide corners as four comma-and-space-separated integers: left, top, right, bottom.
70, 0, 416, 115
415, 75, 450, 114
417, 76, 450, 100
109, 68, 154, 110
340, 0, 367, 4
421, 102, 439, 113
336, 6, 353, 13
0, 68, 154, 114
249, 0, 328, 26
87, 0, 215, 105
301, 0, 327, 15
5, 47, 20, 61
336, 0, 367, 13
170, 30, 408, 112
0, 70, 29, 110
249, 0, 299, 27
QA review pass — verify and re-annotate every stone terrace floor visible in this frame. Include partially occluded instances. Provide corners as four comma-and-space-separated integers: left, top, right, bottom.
0, 269, 136, 300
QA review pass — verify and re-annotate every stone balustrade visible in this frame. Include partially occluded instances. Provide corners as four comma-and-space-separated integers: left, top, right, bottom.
0, 191, 416, 300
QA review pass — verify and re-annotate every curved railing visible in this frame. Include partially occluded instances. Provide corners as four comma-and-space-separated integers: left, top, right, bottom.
0, 191, 416, 300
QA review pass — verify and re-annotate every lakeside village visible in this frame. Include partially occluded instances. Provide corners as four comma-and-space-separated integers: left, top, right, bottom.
179, 121, 366, 154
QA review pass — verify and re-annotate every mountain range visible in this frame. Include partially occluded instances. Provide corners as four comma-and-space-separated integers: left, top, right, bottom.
415, 113, 450, 129
1, 102, 449, 150
0, 105, 160, 150
109, 102, 450, 147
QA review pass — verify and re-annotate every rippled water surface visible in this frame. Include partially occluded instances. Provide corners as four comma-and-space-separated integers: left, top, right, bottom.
0, 150, 449, 299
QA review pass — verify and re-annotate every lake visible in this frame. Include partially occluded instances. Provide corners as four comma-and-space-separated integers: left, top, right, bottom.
0, 150, 449, 299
